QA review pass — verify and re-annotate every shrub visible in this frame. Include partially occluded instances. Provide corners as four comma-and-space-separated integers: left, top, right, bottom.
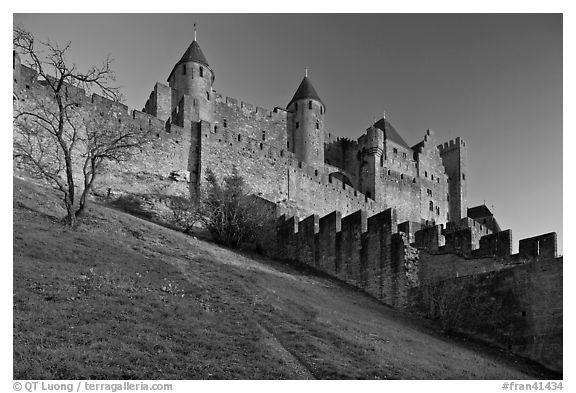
198, 168, 275, 249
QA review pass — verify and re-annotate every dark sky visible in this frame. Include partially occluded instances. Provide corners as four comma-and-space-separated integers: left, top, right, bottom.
13, 13, 563, 253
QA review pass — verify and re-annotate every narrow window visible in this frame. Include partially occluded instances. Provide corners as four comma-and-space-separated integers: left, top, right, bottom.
393, 148, 398, 154
425, 171, 428, 177
200, 67, 204, 77
429, 201, 434, 211
402, 152, 407, 159
183, 64, 186, 75
316, 122, 319, 130
280, 150, 284, 157
287, 141, 290, 149
238, 134, 241, 142
431, 174, 434, 180
193, 98, 198, 107
436, 206, 440, 215
295, 102, 298, 111
262, 131, 266, 141
296, 122, 299, 129
447, 194, 450, 201
206, 91, 210, 101
308, 100, 312, 109
259, 143, 263, 150
214, 125, 218, 133
462, 173, 466, 180
400, 174, 404, 180
223, 119, 227, 128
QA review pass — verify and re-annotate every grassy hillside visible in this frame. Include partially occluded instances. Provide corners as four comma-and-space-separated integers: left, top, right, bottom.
13, 177, 558, 379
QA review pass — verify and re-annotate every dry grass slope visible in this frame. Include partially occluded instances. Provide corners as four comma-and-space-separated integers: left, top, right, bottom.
13, 177, 558, 379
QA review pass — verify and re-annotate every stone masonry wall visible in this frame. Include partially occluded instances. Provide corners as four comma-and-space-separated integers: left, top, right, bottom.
196, 120, 386, 219
274, 208, 419, 309
413, 257, 563, 374
14, 64, 192, 201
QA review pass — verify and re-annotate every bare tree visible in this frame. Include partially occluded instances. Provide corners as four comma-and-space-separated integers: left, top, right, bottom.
13, 26, 150, 226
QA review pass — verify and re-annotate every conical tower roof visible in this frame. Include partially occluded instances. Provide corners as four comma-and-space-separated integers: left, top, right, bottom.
168, 40, 213, 81
373, 117, 410, 149
287, 76, 324, 108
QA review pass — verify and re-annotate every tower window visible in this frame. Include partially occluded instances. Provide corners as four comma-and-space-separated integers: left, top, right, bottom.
183, 64, 186, 75
316, 122, 319, 130
308, 100, 312, 109
200, 67, 204, 77
296, 122, 299, 129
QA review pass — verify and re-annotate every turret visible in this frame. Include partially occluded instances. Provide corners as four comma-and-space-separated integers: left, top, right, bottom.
438, 137, 469, 221
286, 75, 325, 168
167, 39, 214, 124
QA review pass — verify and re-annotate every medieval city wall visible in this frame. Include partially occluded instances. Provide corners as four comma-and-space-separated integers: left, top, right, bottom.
270, 204, 562, 372
274, 208, 418, 309
412, 257, 562, 374
14, 64, 192, 199
195, 108, 388, 219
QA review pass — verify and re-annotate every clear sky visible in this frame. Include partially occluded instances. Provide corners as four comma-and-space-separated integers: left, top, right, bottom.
12, 13, 563, 254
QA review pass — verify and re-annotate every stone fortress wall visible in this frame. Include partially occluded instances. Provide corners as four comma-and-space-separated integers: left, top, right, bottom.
13, 40, 562, 374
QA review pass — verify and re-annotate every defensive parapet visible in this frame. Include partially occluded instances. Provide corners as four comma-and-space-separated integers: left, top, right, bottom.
13, 62, 193, 199
273, 207, 417, 308
198, 119, 384, 219
213, 92, 288, 122
413, 217, 557, 266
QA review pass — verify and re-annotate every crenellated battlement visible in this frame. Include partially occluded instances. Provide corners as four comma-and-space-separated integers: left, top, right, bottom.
413, 218, 557, 263
198, 119, 381, 216
212, 91, 288, 122
437, 136, 467, 152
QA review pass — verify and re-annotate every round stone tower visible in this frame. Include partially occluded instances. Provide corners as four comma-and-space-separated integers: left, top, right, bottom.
287, 76, 325, 168
167, 39, 214, 123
